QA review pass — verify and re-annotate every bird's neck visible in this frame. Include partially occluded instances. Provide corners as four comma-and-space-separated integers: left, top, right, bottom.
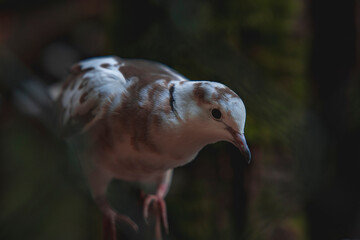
158, 121, 225, 165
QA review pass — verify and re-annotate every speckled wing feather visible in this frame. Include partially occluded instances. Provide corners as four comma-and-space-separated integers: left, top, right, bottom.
57, 56, 187, 137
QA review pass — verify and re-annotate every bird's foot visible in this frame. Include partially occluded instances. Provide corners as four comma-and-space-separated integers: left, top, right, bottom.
103, 207, 139, 231
102, 212, 138, 240
143, 194, 168, 234
96, 197, 139, 240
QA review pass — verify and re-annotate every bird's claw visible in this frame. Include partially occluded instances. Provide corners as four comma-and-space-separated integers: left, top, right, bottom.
102, 208, 139, 240
114, 212, 139, 231
97, 197, 139, 233
105, 208, 139, 231
143, 194, 169, 234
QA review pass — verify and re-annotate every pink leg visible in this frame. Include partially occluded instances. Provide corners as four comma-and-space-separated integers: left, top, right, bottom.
86, 167, 138, 240
97, 197, 139, 240
143, 186, 169, 233
143, 170, 173, 239
102, 213, 115, 240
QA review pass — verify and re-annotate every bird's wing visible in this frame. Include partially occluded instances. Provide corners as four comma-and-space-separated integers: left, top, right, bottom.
57, 56, 186, 137
57, 56, 128, 137
118, 58, 187, 84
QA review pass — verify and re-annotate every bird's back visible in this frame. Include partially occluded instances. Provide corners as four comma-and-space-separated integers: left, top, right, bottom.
56, 56, 186, 137
54, 56, 192, 182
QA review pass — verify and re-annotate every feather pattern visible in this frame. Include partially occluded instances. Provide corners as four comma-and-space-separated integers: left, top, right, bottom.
54, 56, 251, 240
57, 56, 186, 137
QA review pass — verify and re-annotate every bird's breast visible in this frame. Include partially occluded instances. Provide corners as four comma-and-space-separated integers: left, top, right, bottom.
98, 137, 192, 182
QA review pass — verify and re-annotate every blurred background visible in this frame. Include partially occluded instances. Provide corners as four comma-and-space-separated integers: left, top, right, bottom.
0, 0, 359, 239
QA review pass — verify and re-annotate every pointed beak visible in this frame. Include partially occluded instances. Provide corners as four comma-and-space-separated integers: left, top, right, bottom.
232, 132, 251, 164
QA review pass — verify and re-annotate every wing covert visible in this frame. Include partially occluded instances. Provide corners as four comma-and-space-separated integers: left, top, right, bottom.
57, 56, 188, 137
57, 56, 126, 137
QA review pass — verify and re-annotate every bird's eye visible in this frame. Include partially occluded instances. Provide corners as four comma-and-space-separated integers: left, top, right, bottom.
211, 108, 222, 120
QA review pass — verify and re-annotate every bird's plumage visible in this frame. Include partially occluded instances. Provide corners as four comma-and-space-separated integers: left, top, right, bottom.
54, 56, 250, 239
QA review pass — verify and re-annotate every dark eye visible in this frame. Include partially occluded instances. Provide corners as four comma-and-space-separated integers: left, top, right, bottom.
211, 108, 222, 120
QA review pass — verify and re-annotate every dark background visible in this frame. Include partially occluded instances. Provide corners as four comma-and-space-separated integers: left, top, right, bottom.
1, 0, 359, 239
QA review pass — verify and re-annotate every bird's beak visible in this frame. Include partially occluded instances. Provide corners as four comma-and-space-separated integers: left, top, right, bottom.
232, 132, 251, 164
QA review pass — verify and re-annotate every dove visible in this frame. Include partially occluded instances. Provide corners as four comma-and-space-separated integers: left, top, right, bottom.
54, 56, 251, 240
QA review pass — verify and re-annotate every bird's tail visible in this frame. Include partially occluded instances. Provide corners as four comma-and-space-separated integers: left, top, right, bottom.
0, 47, 57, 131
12, 79, 57, 130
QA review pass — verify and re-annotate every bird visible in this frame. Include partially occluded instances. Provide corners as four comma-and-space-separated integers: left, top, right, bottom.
53, 56, 251, 240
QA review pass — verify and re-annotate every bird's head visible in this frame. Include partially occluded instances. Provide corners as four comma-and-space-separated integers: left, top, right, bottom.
172, 81, 251, 164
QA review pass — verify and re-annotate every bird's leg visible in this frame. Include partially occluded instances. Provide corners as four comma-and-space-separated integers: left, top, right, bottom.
86, 166, 138, 240
143, 184, 168, 232
95, 196, 139, 240
143, 169, 173, 235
